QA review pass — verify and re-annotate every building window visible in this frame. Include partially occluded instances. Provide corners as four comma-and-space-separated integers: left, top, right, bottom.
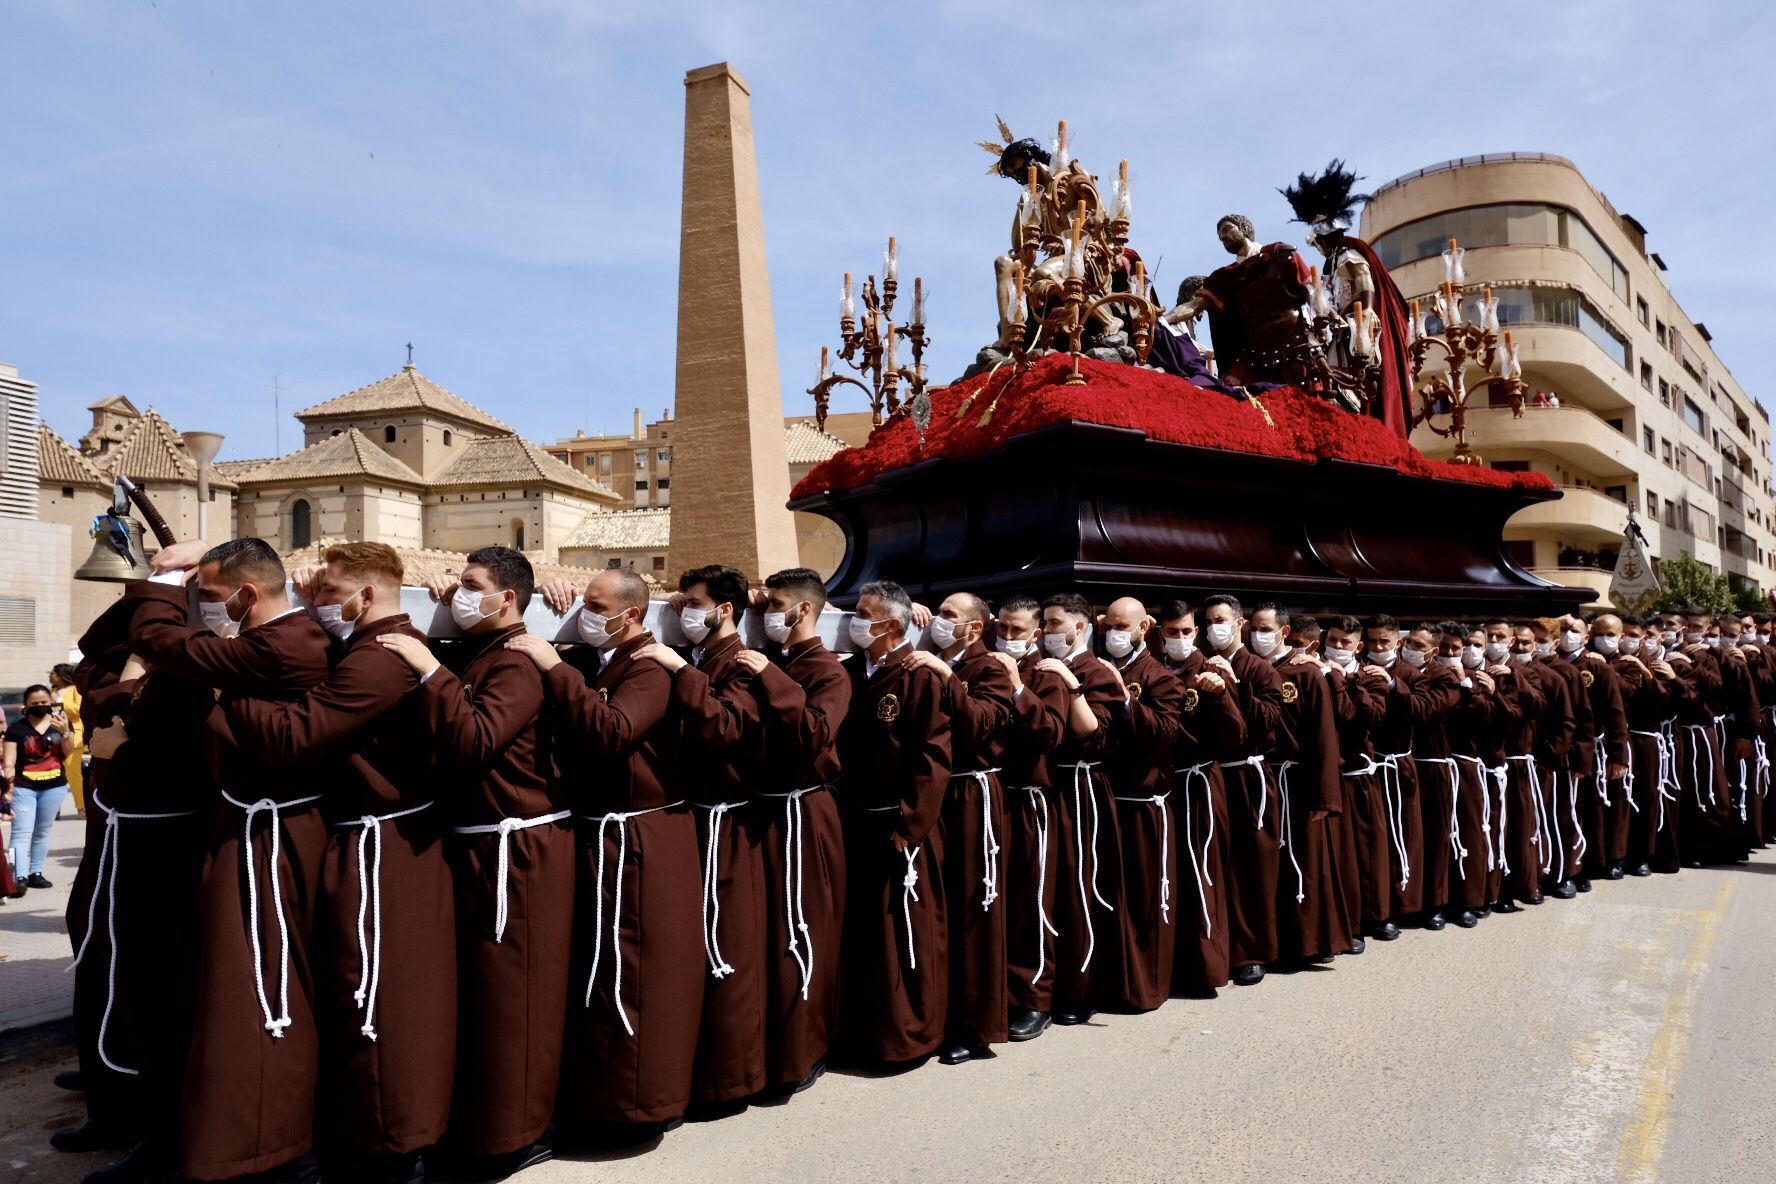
1372, 201, 1630, 302
290, 498, 312, 549
657, 477, 670, 489
1662, 440, 1673, 466
652, 555, 666, 571
61, 485, 74, 498
1644, 427, 1655, 454
633, 450, 647, 468
1658, 378, 1670, 407
600, 453, 612, 475
443, 430, 453, 447
606, 557, 621, 569
1425, 283, 1629, 369
512, 518, 526, 551
635, 479, 648, 490
1637, 297, 1650, 327
657, 448, 670, 463
1647, 490, 1658, 517
1640, 362, 1654, 391
1683, 397, 1707, 435
1656, 320, 1667, 347
384, 426, 397, 443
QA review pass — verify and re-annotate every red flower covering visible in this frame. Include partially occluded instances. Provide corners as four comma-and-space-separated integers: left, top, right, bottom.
792, 354, 1553, 499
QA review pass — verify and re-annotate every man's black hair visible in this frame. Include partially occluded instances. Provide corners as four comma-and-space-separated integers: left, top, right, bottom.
465, 546, 535, 613
679, 564, 750, 620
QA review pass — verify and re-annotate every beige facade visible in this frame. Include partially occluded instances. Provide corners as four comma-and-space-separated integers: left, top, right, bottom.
1363, 153, 1774, 607
2, 362, 75, 686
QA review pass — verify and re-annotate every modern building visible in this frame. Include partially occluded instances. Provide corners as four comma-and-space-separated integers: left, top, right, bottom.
1363, 153, 1774, 607
543, 411, 856, 577
1, 362, 72, 688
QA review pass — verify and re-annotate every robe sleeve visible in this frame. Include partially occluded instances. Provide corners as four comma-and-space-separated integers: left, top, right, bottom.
1121, 664, 1183, 753
225, 638, 418, 766
949, 657, 1015, 758
896, 668, 953, 846
545, 660, 667, 759
671, 661, 763, 750
126, 582, 288, 691
420, 653, 543, 772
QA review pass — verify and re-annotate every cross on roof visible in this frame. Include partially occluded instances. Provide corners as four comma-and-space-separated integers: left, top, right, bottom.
405, 341, 414, 367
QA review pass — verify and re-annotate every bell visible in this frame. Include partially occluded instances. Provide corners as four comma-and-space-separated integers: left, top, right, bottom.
75, 513, 153, 582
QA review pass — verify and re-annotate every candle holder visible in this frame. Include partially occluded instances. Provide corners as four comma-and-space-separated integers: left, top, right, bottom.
1408, 237, 1527, 465
808, 239, 932, 438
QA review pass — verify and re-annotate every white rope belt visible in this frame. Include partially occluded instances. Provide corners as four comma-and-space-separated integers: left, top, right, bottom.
1175, 762, 1215, 935
1218, 754, 1269, 827
691, 801, 750, 980
1507, 755, 1550, 877
1559, 770, 1586, 873
1272, 761, 1305, 904
220, 789, 325, 1039
759, 784, 826, 1001
861, 804, 923, 971
1488, 764, 1509, 874
1454, 755, 1496, 874
451, 809, 573, 943
1631, 730, 1677, 825
1112, 790, 1171, 923
952, 768, 1003, 910
1684, 723, 1717, 811
1416, 756, 1466, 881
1593, 731, 1612, 806
68, 788, 199, 1074
1016, 786, 1060, 985
332, 800, 436, 1041
1372, 752, 1413, 891
579, 802, 683, 1035
1060, 762, 1113, 972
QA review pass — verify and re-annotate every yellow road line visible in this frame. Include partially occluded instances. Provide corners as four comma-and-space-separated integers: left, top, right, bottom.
1615, 879, 1735, 1182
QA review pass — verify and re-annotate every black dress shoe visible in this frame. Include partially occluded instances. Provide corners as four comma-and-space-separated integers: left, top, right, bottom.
259, 1154, 326, 1184
1631, 863, 1652, 877
1370, 921, 1401, 941
55, 1069, 84, 1092
1606, 863, 1625, 880
1455, 910, 1479, 929
1474, 906, 1492, 918
938, 1043, 974, 1065
1527, 892, 1544, 905
337, 1152, 424, 1184
1051, 1006, 1095, 1025
1347, 936, 1367, 955
1494, 899, 1521, 913
79, 1141, 178, 1184
1423, 911, 1447, 931
1550, 880, 1578, 899
51, 1122, 138, 1154
459, 1127, 555, 1181
1574, 877, 1593, 893
792, 1058, 827, 1093
1231, 964, 1265, 986
1008, 1009, 1050, 1041
26, 872, 53, 889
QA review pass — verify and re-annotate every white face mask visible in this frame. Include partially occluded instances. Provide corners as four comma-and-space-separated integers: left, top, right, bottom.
1399, 646, 1428, 669
1103, 628, 1135, 659
1535, 642, 1555, 658
1646, 642, 1664, 661
199, 588, 244, 639
1620, 635, 1642, 655
997, 636, 1031, 660
1327, 647, 1356, 669
577, 606, 624, 648
316, 586, 365, 642
680, 605, 717, 644
1558, 629, 1584, 654
1720, 634, 1739, 649
849, 614, 883, 651
1509, 649, 1533, 665
450, 586, 500, 632
1461, 645, 1484, 669
1484, 641, 1509, 663
1705, 635, 1720, 649
1683, 631, 1705, 647
1042, 630, 1075, 658
1592, 635, 1620, 656
1435, 654, 1462, 670
1249, 629, 1279, 658
1205, 621, 1237, 653
928, 616, 960, 650
1365, 648, 1396, 668
762, 609, 795, 645
1663, 631, 1680, 647
1164, 635, 1195, 662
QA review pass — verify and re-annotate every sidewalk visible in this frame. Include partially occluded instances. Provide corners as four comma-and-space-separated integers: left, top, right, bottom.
1, 815, 83, 1032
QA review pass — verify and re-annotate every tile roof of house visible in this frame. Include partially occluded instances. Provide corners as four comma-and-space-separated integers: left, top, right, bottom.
282, 538, 661, 592
784, 419, 851, 466
37, 424, 109, 488
89, 409, 240, 490
228, 428, 427, 487
294, 364, 512, 433
559, 506, 671, 552
429, 433, 620, 502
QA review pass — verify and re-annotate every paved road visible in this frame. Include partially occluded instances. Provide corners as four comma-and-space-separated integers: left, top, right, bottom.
0, 816, 81, 1033
5, 841, 1771, 1183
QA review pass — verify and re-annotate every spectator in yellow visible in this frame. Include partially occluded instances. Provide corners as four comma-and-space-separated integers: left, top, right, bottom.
50, 664, 84, 818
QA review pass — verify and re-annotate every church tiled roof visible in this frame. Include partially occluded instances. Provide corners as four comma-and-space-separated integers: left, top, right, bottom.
96, 409, 239, 490
228, 428, 426, 487
560, 507, 670, 552
295, 364, 511, 433
784, 419, 850, 466
37, 424, 109, 489
429, 434, 620, 501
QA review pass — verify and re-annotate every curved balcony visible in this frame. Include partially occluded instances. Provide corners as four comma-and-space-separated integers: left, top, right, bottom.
1508, 485, 1635, 544
1412, 405, 1639, 477
1532, 565, 1612, 605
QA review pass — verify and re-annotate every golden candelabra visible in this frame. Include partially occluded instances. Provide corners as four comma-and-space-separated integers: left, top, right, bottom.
1409, 237, 1527, 465
808, 237, 931, 437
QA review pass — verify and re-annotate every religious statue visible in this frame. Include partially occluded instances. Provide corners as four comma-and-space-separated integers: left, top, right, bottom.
1149, 275, 1249, 398
1169, 214, 1317, 391
1280, 160, 1414, 437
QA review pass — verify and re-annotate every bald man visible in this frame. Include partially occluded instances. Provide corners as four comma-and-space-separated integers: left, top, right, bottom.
907, 592, 1014, 1064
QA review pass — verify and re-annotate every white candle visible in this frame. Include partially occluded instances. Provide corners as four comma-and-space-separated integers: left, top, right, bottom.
884, 321, 898, 374
841, 273, 854, 320
885, 237, 898, 283
912, 277, 925, 324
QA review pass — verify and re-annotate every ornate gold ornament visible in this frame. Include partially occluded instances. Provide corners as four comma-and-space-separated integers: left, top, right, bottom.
1281, 680, 1299, 704
1182, 687, 1201, 714
598, 687, 611, 703
1408, 239, 1529, 465
1580, 668, 1596, 689
809, 238, 931, 436
1126, 681, 1143, 701
877, 693, 902, 723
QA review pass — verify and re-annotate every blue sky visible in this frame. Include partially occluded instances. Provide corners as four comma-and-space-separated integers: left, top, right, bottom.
7, 0, 1773, 464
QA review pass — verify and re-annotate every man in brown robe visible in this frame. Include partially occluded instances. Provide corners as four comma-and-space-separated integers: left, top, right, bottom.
121, 538, 333, 1184
1200, 594, 1287, 986
1603, 616, 1678, 878
905, 592, 1014, 1063
224, 543, 454, 1184
1098, 597, 1183, 1011
640, 565, 776, 1111
992, 595, 1070, 1040
1553, 615, 1630, 887
1038, 592, 1126, 1024
1502, 623, 1573, 907
1407, 622, 1473, 931
1322, 616, 1389, 947
1715, 615, 1766, 856
1157, 600, 1240, 995
836, 579, 953, 1064
378, 548, 563, 1177
744, 568, 848, 1094
509, 568, 702, 1145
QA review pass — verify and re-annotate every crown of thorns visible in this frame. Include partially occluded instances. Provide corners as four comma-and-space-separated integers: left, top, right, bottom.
978, 116, 1052, 177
